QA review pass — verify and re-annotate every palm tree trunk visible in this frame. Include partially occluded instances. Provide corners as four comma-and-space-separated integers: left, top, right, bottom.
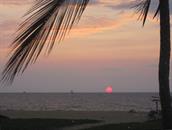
159, 0, 172, 129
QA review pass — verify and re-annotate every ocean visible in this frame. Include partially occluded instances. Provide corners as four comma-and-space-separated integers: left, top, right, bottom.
0, 93, 159, 112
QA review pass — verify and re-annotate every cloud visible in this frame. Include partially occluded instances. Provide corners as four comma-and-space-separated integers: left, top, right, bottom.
0, 0, 32, 5
0, 1, 137, 41
0, 0, 171, 43
0, 0, 163, 55
70, 12, 136, 37
90, 0, 172, 15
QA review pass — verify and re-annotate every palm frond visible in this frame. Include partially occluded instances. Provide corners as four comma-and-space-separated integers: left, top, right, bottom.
1, 0, 89, 84
153, 3, 160, 19
134, 0, 151, 26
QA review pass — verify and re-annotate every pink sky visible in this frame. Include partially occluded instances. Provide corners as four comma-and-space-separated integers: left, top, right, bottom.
0, 0, 172, 92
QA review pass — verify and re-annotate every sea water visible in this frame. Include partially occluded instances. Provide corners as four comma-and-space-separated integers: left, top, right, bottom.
0, 93, 160, 112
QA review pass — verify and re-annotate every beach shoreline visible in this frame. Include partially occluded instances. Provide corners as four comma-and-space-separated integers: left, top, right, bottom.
0, 110, 148, 123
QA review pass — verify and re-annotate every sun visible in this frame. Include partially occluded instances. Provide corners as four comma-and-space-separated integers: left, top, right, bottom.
105, 85, 113, 94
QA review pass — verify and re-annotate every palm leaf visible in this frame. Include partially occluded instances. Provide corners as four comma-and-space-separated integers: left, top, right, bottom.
153, 3, 160, 19
1, 0, 89, 84
134, 0, 151, 26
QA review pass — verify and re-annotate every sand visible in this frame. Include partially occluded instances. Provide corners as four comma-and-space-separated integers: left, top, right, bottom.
0, 110, 147, 124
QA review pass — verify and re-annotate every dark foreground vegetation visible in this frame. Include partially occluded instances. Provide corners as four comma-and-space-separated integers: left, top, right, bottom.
0, 118, 100, 130
0, 118, 162, 130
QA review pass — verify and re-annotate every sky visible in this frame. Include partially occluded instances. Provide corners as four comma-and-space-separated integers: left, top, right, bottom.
0, 0, 172, 93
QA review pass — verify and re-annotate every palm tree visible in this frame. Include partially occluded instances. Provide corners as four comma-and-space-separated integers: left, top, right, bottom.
158, 0, 172, 128
1, 0, 172, 128
135, 0, 172, 128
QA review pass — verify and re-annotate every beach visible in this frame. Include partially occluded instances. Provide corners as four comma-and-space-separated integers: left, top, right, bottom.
0, 110, 147, 124
0, 110, 162, 130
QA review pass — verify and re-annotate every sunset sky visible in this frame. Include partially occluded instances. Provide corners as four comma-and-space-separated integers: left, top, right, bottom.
0, 0, 172, 92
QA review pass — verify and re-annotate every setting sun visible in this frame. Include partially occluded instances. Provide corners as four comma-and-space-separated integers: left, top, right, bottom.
105, 86, 113, 94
